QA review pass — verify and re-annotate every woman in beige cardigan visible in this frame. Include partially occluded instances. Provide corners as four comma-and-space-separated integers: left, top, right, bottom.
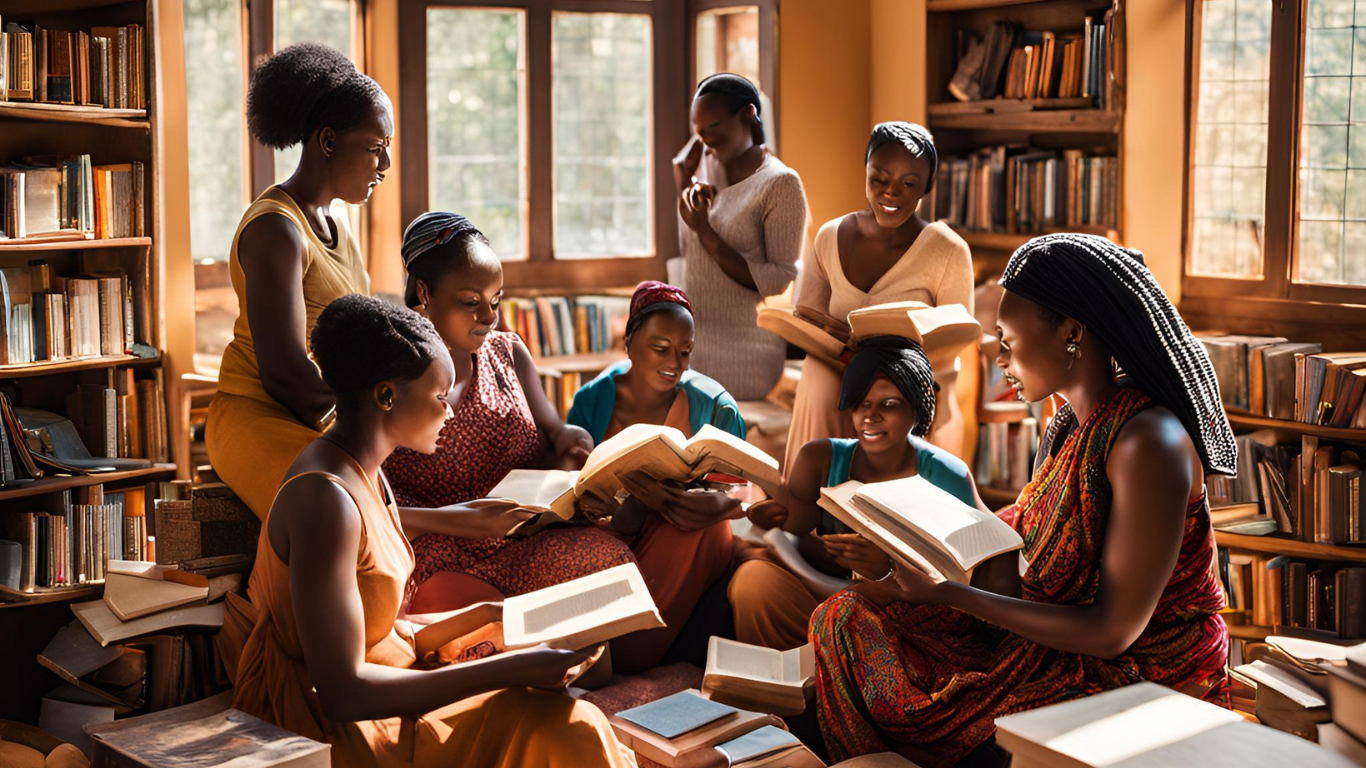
785, 122, 974, 469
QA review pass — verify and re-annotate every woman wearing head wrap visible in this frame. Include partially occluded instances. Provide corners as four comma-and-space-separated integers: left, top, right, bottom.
673, 73, 810, 401
728, 337, 979, 651
785, 121, 974, 470
808, 235, 1231, 767
207, 43, 392, 519
566, 281, 747, 673
382, 212, 632, 615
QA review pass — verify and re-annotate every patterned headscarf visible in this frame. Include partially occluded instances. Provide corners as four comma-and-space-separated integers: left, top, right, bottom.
999, 233, 1237, 476
626, 281, 693, 340
400, 212, 485, 307
866, 122, 938, 194
838, 336, 938, 437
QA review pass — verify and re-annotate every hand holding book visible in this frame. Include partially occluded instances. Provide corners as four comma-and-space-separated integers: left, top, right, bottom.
792, 306, 852, 344
821, 533, 893, 582
499, 642, 605, 692
618, 470, 745, 532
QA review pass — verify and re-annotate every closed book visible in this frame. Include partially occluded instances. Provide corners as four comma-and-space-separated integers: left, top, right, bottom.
1334, 568, 1365, 639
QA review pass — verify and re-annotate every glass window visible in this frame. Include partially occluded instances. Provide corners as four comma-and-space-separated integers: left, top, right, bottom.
427, 8, 527, 260
1296, 0, 1366, 286
1189, 0, 1271, 278
274, 0, 356, 184
552, 12, 653, 259
182, 0, 247, 362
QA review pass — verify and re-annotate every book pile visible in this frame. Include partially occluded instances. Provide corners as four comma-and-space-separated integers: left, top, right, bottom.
974, 401, 1039, 496
1323, 644, 1366, 762
0, 488, 150, 598
1, 19, 147, 109
610, 690, 810, 767
1219, 550, 1364, 639
500, 293, 631, 359
702, 638, 814, 716
152, 482, 260, 572
931, 147, 1120, 235
0, 259, 154, 365
946, 10, 1117, 108
1, 156, 146, 242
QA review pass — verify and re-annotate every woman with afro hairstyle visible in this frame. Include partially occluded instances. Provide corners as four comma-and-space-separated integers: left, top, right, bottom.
785, 122, 974, 470
226, 294, 636, 768
207, 43, 393, 519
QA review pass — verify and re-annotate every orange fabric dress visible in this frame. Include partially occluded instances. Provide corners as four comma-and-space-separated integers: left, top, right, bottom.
229, 467, 637, 768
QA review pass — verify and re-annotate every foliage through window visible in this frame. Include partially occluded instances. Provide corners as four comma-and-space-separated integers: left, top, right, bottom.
274, 0, 357, 185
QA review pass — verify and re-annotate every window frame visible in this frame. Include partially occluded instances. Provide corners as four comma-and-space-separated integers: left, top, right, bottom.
398, 0, 689, 291
688, 0, 779, 151
1182, 0, 1366, 326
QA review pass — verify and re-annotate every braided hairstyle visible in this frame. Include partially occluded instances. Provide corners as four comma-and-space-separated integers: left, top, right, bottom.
311, 294, 447, 409
400, 212, 493, 308
865, 122, 938, 194
839, 335, 939, 437
695, 73, 765, 144
247, 43, 388, 149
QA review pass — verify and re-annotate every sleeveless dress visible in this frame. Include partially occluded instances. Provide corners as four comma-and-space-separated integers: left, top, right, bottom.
207, 186, 370, 519
809, 388, 1229, 767
229, 461, 637, 768
383, 332, 634, 612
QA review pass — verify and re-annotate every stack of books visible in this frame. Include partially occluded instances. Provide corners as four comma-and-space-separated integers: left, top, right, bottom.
1219, 550, 1364, 639
0, 156, 145, 242
932, 147, 1119, 235
1197, 334, 1366, 428
1323, 644, 1366, 762
1, 19, 147, 109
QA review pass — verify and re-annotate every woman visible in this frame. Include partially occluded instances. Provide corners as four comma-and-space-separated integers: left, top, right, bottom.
730, 337, 979, 651
208, 43, 391, 519
786, 122, 973, 469
382, 212, 633, 613
809, 235, 1232, 767
566, 282, 746, 673
675, 73, 808, 401
231, 294, 635, 768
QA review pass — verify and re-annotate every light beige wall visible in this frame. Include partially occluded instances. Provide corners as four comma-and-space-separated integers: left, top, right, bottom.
365, 0, 405, 296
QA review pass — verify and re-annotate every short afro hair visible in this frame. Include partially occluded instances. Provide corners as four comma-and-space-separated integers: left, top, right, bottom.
247, 43, 388, 150
311, 294, 447, 405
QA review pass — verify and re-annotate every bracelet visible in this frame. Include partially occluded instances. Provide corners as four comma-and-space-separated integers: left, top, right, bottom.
875, 563, 896, 582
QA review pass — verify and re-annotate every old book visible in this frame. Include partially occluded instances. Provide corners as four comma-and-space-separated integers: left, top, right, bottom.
103, 569, 210, 621
819, 475, 1022, 584
702, 637, 813, 716
714, 725, 801, 766
1317, 723, 1366, 764
153, 483, 260, 565
501, 562, 662, 650
610, 690, 779, 767
1327, 658, 1366, 746
71, 597, 223, 646
87, 692, 329, 768
758, 302, 980, 372
37, 620, 145, 710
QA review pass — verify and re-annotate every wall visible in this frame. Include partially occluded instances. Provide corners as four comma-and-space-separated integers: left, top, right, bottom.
366, 0, 405, 296
869, 0, 927, 125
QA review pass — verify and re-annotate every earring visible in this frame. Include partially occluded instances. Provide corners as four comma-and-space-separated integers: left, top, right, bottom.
1065, 338, 1083, 371
322, 141, 334, 159
375, 385, 395, 411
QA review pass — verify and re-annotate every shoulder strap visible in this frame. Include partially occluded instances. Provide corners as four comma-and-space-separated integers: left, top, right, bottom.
827, 438, 858, 486
277, 469, 371, 540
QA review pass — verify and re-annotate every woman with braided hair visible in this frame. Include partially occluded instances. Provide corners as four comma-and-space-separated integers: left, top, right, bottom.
808, 234, 1231, 767
207, 43, 392, 519
786, 121, 974, 470
728, 336, 979, 651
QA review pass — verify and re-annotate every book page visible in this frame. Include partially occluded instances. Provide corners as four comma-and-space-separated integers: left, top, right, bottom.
709, 637, 782, 681
854, 475, 1022, 571
486, 469, 580, 511
503, 562, 662, 649
521, 577, 634, 636
685, 425, 781, 494
573, 424, 693, 503
781, 644, 815, 685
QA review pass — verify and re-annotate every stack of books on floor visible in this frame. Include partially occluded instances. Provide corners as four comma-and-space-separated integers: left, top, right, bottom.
1196, 334, 1366, 428
500, 293, 630, 359
0, 19, 147, 109
931, 147, 1119, 235
1, 156, 146, 242
151, 481, 259, 575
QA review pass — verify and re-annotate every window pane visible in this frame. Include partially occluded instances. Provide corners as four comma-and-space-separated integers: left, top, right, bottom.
553, 12, 652, 259
274, 0, 355, 184
183, 0, 246, 362
1189, 0, 1270, 277
427, 9, 526, 260
1296, 0, 1366, 285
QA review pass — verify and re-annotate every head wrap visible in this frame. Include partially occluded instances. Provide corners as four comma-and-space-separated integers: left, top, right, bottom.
400, 212, 484, 307
695, 73, 764, 144
999, 233, 1237, 476
626, 281, 693, 340
865, 122, 938, 194
838, 336, 938, 437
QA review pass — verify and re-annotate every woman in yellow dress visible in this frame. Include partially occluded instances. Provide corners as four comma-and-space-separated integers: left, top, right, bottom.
231, 294, 636, 768
207, 43, 391, 518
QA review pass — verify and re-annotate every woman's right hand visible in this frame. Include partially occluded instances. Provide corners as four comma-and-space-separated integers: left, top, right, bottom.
460, 499, 535, 538
793, 306, 852, 343
501, 643, 602, 692
747, 499, 789, 530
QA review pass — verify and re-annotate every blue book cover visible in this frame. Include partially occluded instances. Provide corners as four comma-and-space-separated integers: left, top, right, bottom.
615, 691, 737, 740
715, 726, 801, 765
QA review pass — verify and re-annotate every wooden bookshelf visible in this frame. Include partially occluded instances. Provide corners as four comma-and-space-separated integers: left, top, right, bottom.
928, 108, 1120, 134
0, 236, 152, 253
1215, 531, 1366, 564
0, 583, 102, 610
0, 354, 159, 378
1225, 412, 1366, 445
929, 0, 1056, 11
0, 101, 148, 128
533, 350, 627, 376
0, 465, 175, 503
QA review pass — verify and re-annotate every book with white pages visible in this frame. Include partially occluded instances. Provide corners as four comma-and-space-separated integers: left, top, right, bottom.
1232, 660, 1327, 709
818, 474, 1022, 584
501, 562, 663, 651
703, 637, 814, 716
485, 469, 579, 513
757, 301, 981, 372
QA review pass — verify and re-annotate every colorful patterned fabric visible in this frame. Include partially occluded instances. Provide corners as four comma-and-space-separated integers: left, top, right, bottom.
810, 387, 1228, 767
625, 281, 692, 339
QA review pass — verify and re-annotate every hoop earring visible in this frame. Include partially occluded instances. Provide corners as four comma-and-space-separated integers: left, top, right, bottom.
1065, 338, 1083, 371
375, 385, 395, 411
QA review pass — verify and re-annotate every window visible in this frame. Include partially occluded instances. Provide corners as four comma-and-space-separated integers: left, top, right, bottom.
692, 1, 778, 151
273, 0, 359, 184
1184, 0, 1366, 320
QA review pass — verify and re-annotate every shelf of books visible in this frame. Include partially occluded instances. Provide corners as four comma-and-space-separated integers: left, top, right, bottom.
923, 0, 1125, 265
502, 291, 632, 416
0, 236, 151, 252
0, 100, 147, 127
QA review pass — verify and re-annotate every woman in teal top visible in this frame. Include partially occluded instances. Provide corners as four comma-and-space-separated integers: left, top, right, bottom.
567, 359, 745, 443
731, 335, 979, 649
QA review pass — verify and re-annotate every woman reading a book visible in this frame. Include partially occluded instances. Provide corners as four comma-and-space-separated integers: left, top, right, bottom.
674, 74, 808, 401
383, 212, 633, 614
808, 235, 1232, 768
731, 336, 979, 651
567, 281, 747, 673
207, 44, 391, 520
228, 294, 636, 768
785, 122, 973, 470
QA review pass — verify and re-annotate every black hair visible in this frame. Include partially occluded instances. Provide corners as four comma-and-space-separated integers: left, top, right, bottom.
695, 73, 765, 144
311, 294, 447, 406
865, 122, 938, 195
399, 212, 492, 308
838, 335, 938, 438
625, 302, 693, 343
247, 43, 388, 150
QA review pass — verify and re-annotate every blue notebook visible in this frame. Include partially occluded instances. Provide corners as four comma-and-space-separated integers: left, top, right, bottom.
715, 726, 801, 765
615, 691, 738, 740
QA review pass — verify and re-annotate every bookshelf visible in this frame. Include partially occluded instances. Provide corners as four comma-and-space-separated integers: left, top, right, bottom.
1214, 531, 1366, 565
0, 101, 146, 127
1225, 412, 1366, 446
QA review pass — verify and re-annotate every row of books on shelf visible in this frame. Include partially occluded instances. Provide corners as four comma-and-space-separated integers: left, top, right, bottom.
1, 19, 146, 109
0, 260, 152, 365
0, 489, 142, 593
946, 10, 1117, 108
500, 293, 630, 359
928, 148, 1119, 235
1197, 334, 1366, 428
1221, 549, 1365, 641
1, 156, 146, 241
973, 406, 1039, 495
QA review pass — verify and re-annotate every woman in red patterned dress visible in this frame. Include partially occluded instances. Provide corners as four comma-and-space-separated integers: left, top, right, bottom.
382, 212, 633, 613
809, 235, 1232, 767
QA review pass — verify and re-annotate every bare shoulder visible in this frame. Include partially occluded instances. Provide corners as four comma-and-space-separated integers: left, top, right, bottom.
238, 212, 305, 272
1108, 404, 1200, 491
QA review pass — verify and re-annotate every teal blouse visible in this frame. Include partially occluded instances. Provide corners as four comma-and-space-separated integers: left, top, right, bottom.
818, 436, 977, 535
566, 360, 746, 444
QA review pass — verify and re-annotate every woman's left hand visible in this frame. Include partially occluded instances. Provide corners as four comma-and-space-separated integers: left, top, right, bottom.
681, 183, 714, 235
618, 470, 741, 531
821, 533, 893, 581
552, 424, 594, 468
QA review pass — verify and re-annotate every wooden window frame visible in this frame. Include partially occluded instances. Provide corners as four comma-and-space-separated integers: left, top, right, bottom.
1181, 0, 1366, 329
687, 0, 779, 152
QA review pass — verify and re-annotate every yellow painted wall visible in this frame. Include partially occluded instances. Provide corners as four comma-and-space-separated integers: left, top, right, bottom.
366, 0, 405, 296
869, 0, 928, 126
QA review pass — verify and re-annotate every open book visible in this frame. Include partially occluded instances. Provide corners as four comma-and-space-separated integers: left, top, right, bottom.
502, 562, 663, 650
703, 637, 815, 716
103, 561, 210, 621
818, 475, 1022, 584
757, 301, 981, 370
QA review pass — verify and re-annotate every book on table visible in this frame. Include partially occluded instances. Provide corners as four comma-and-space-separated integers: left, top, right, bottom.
818, 474, 1023, 584
608, 689, 784, 767
702, 637, 815, 716
500, 562, 662, 651
756, 301, 981, 371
